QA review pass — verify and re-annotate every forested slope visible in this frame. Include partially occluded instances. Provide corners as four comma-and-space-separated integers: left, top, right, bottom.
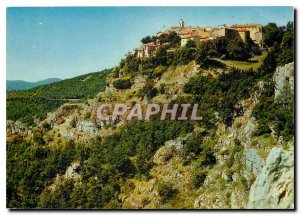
7, 69, 111, 124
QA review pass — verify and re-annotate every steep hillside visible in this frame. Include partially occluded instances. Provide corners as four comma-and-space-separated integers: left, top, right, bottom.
6, 22, 294, 209
6, 57, 294, 209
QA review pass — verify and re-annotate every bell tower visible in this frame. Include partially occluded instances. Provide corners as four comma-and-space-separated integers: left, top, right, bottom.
179, 19, 184, 28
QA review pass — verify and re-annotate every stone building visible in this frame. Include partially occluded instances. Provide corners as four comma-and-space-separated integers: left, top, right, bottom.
180, 34, 200, 47
179, 22, 260, 46
231, 24, 263, 46
213, 27, 239, 40
135, 42, 160, 58
135, 20, 263, 57
237, 29, 251, 43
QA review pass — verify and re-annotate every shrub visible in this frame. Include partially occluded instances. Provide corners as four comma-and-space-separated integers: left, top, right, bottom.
182, 133, 204, 157
155, 47, 167, 66
112, 79, 132, 90
141, 35, 154, 44
154, 66, 167, 77
263, 23, 284, 48
180, 47, 196, 65
140, 81, 158, 99
227, 38, 249, 60
191, 169, 207, 188
183, 67, 257, 125
158, 84, 166, 94
32, 130, 45, 145
185, 40, 196, 48
157, 181, 178, 203
84, 111, 92, 119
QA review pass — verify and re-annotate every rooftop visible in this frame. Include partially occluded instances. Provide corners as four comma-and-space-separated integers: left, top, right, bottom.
231, 24, 261, 28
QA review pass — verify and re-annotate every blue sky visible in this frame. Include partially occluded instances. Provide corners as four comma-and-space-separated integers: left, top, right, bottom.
7, 7, 293, 81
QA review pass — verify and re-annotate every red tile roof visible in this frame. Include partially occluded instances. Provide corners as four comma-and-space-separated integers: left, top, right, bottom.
231, 24, 261, 28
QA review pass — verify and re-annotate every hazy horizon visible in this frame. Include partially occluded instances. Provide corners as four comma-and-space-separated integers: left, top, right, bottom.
7, 6, 294, 82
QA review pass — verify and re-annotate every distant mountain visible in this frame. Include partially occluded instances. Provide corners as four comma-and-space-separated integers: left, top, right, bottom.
6, 78, 62, 91
7, 69, 111, 124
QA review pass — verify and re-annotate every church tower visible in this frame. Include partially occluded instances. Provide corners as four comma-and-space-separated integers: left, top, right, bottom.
179, 19, 185, 28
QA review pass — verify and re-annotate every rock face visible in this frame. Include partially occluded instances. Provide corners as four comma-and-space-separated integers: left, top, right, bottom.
153, 136, 185, 165
76, 120, 98, 136
244, 147, 265, 176
6, 120, 29, 136
247, 147, 294, 209
65, 161, 81, 181
273, 62, 294, 99
243, 120, 257, 140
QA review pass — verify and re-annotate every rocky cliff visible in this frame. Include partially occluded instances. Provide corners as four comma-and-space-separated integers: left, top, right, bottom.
273, 62, 294, 99
247, 147, 294, 209
7, 60, 294, 209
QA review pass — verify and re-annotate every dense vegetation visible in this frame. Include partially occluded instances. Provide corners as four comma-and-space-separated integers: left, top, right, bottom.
262, 22, 294, 66
7, 139, 86, 208
252, 81, 294, 140
183, 36, 293, 140
183, 67, 258, 126
7, 120, 198, 208
112, 78, 132, 90
7, 69, 110, 125
252, 23, 294, 140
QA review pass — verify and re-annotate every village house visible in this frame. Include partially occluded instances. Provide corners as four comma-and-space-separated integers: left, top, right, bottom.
134, 20, 263, 58
230, 24, 263, 46
178, 21, 262, 47
134, 41, 160, 58
180, 34, 200, 47
237, 29, 251, 43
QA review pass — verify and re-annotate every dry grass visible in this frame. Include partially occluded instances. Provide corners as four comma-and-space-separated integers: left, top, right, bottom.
215, 52, 267, 70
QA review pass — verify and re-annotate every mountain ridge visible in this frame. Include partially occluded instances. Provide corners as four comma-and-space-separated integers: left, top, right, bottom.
7, 78, 62, 91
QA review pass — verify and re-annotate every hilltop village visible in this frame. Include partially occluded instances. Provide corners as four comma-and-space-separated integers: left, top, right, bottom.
135, 20, 263, 58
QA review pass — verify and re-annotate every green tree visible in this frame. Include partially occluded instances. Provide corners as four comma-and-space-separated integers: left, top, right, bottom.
124, 54, 140, 73
258, 48, 277, 75
180, 47, 196, 64
286, 21, 294, 32
112, 79, 132, 90
185, 39, 196, 48
227, 38, 249, 60
141, 80, 158, 99
155, 47, 167, 66
167, 32, 181, 47
263, 23, 284, 47
195, 40, 217, 67
157, 181, 178, 203
277, 31, 294, 65
141, 36, 152, 44
281, 31, 294, 49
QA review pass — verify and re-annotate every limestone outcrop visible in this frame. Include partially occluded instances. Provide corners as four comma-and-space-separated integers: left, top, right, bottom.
247, 147, 294, 209
273, 62, 294, 99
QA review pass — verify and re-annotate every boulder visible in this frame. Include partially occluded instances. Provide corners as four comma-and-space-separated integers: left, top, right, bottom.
65, 161, 81, 181
247, 147, 294, 209
273, 62, 294, 100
